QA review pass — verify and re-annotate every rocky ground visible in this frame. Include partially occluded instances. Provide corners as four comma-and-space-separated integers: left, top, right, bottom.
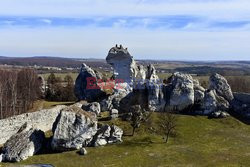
1, 112, 250, 167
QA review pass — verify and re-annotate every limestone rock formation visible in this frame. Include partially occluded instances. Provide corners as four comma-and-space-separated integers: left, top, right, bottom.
101, 82, 133, 113
82, 102, 101, 116
232, 92, 250, 118
110, 109, 119, 119
1, 123, 45, 162
145, 64, 165, 111
109, 125, 123, 144
146, 64, 159, 82
193, 79, 205, 103
0, 105, 65, 145
137, 65, 146, 80
209, 73, 234, 102
106, 45, 138, 83
202, 90, 230, 115
168, 72, 195, 111
51, 107, 97, 151
74, 63, 106, 101
90, 124, 123, 147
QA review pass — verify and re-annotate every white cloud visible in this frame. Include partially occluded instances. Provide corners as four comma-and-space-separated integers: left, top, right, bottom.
0, 0, 250, 60
0, 0, 250, 20
40, 19, 52, 24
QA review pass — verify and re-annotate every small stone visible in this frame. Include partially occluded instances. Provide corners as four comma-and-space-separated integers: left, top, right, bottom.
0, 154, 3, 162
79, 148, 87, 155
111, 109, 119, 115
220, 112, 230, 118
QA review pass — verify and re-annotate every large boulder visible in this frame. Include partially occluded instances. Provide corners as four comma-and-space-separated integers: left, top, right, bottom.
231, 92, 250, 118
167, 72, 195, 111
209, 73, 234, 102
1, 123, 45, 162
101, 82, 133, 113
106, 45, 138, 83
202, 89, 230, 115
51, 106, 97, 151
74, 63, 106, 101
90, 124, 123, 147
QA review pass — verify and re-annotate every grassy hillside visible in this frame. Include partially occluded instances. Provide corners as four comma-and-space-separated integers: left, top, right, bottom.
2, 113, 250, 167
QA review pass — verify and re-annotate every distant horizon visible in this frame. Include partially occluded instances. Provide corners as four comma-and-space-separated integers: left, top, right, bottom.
1, 0, 250, 60
1, 55, 250, 62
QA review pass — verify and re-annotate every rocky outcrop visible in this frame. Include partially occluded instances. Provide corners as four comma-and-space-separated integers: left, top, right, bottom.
145, 64, 165, 112
209, 73, 234, 102
146, 64, 159, 82
74, 63, 106, 101
1, 123, 45, 162
0, 105, 66, 145
100, 82, 133, 113
202, 90, 230, 115
106, 45, 138, 83
137, 65, 146, 80
90, 124, 123, 147
232, 92, 250, 118
82, 102, 101, 116
167, 72, 195, 111
51, 106, 97, 151
193, 79, 205, 103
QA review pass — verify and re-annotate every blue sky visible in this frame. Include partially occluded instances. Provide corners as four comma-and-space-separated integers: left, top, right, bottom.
0, 0, 250, 60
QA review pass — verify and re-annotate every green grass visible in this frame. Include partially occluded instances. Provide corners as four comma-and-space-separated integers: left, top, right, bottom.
2, 113, 250, 167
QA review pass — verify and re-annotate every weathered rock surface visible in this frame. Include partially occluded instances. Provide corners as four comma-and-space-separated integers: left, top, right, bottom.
109, 125, 123, 144
232, 92, 250, 118
0, 154, 3, 162
1, 123, 45, 162
74, 63, 106, 101
167, 72, 195, 111
202, 90, 230, 115
106, 45, 138, 83
209, 73, 234, 102
90, 124, 123, 147
0, 105, 66, 145
137, 65, 146, 80
210, 111, 230, 118
79, 147, 87, 155
101, 82, 133, 113
193, 79, 205, 103
82, 102, 101, 116
145, 64, 165, 112
110, 109, 119, 119
51, 106, 97, 151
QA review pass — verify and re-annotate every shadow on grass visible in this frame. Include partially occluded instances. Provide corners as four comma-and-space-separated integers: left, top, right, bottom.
228, 110, 250, 125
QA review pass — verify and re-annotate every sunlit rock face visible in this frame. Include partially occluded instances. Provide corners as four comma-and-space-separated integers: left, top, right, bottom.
106, 45, 138, 83
209, 73, 234, 102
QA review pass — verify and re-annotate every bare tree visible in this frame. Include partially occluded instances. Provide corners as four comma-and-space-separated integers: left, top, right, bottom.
158, 112, 177, 143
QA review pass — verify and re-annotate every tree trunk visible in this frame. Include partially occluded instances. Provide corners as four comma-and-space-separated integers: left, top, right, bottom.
165, 131, 170, 143
132, 127, 136, 136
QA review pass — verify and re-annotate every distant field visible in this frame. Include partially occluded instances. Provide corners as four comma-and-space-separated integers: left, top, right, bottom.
3, 113, 250, 167
41, 72, 79, 81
